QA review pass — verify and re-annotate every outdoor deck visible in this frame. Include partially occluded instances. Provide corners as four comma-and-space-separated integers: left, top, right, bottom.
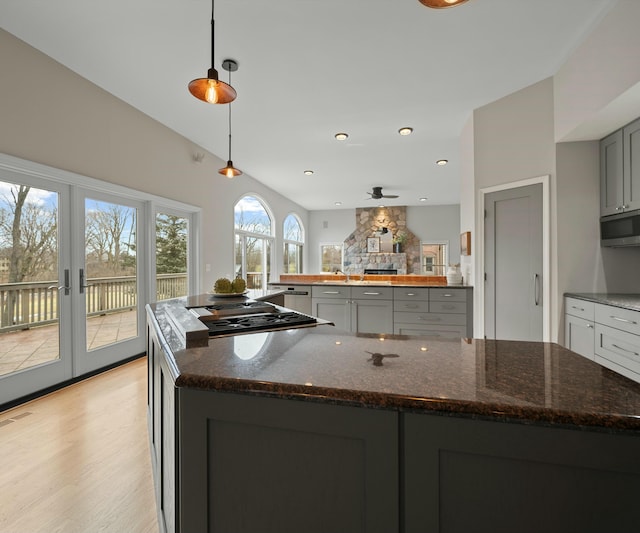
0, 309, 138, 377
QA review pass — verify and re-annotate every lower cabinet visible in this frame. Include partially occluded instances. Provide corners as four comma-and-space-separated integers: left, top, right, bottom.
564, 297, 595, 360
178, 389, 399, 533
312, 285, 393, 334
403, 413, 640, 533
565, 296, 640, 383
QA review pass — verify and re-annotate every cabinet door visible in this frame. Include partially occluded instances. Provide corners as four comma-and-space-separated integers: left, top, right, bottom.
623, 117, 640, 212
600, 129, 624, 216
564, 314, 595, 360
312, 298, 350, 331
352, 299, 393, 334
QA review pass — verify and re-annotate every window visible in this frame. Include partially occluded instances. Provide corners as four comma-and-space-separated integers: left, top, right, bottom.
283, 214, 304, 274
155, 211, 189, 300
320, 243, 343, 273
421, 241, 448, 276
234, 196, 274, 290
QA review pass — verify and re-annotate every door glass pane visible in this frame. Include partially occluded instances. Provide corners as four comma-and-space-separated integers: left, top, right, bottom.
155, 212, 188, 300
321, 244, 343, 272
245, 237, 263, 289
84, 198, 137, 351
0, 182, 60, 376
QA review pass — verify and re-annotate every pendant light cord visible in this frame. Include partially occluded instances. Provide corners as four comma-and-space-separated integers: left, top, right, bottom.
228, 68, 233, 160
210, 0, 215, 69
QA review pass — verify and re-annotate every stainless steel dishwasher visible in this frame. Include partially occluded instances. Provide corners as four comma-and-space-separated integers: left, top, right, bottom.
271, 285, 312, 315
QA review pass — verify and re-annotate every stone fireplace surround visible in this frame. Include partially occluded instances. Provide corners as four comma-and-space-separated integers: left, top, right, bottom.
343, 206, 421, 275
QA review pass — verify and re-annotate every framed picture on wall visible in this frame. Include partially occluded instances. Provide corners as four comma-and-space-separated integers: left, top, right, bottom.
460, 231, 471, 256
367, 237, 380, 253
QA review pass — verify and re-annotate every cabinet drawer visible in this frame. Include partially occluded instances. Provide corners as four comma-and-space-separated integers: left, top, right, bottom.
394, 323, 467, 338
595, 304, 640, 336
565, 297, 595, 321
350, 286, 393, 300
394, 300, 429, 313
595, 324, 640, 383
394, 311, 466, 326
393, 287, 429, 301
564, 314, 595, 360
429, 288, 467, 302
429, 301, 467, 314
311, 285, 350, 299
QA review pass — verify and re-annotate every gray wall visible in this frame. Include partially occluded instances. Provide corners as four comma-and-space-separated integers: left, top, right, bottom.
307, 205, 460, 274
0, 29, 308, 291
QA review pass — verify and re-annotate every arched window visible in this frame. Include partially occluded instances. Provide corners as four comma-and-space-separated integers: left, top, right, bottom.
283, 213, 304, 274
234, 196, 274, 290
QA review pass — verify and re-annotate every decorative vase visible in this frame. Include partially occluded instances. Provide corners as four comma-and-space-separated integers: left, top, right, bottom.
393, 243, 402, 253
446, 264, 463, 285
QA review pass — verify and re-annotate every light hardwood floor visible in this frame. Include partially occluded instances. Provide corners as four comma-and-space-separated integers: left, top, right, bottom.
0, 358, 159, 533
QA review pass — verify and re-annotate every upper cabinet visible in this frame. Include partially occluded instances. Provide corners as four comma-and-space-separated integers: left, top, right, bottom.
600, 117, 640, 217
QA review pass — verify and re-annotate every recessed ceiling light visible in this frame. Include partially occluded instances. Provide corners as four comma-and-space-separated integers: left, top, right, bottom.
334, 201, 342, 206
436, 159, 448, 166
334, 132, 348, 141
303, 170, 314, 175
398, 127, 413, 136
419, 197, 428, 202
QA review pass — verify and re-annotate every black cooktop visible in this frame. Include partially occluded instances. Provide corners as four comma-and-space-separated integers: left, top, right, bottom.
205, 311, 317, 337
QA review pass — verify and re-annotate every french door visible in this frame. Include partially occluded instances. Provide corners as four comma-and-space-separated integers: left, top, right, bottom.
0, 177, 146, 404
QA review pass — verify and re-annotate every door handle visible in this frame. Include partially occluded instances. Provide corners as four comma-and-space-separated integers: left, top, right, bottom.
48, 269, 71, 296
79, 268, 93, 294
534, 273, 540, 306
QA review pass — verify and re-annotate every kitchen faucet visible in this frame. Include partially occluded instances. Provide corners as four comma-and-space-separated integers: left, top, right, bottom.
334, 268, 350, 282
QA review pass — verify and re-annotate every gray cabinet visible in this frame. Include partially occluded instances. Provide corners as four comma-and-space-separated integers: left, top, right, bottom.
564, 296, 640, 384
312, 285, 393, 334
393, 287, 471, 338
594, 303, 640, 383
178, 389, 399, 533
564, 296, 595, 360
403, 412, 640, 533
600, 118, 640, 216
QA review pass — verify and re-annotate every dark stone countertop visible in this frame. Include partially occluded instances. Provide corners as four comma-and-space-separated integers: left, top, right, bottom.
565, 293, 640, 312
148, 297, 640, 433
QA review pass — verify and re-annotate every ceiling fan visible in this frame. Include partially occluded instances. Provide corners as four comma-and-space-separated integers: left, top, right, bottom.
367, 186, 399, 200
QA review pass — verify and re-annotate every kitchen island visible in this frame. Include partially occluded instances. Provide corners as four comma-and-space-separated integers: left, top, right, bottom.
147, 296, 640, 533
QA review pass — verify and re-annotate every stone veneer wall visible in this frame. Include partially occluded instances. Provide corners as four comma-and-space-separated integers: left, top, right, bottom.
343, 206, 421, 274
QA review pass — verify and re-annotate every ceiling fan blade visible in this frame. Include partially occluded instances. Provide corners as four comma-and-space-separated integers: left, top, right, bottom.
383, 194, 399, 198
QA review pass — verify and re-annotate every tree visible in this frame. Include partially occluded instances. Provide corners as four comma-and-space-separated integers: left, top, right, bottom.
85, 202, 136, 276
155, 214, 187, 274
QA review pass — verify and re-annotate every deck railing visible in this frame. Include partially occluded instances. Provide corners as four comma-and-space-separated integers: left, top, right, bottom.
0, 273, 187, 333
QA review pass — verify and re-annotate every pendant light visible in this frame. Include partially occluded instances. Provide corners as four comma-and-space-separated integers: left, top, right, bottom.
419, 0, 469, 8
188, 0, 236, 104
218, 59, 242, 178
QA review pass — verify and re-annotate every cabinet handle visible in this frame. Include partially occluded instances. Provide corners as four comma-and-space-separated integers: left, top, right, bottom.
418, 316, 441, 321
610, 315, 638, 325
406, 293, 416, 297
611, 343, 639, 357
586, 324, 593, 329
441, 293, 453, 297
322, 291, 340, 294
406, 304, 420, 309
571, 305, 585, 312
363, 292, 381, 295
534, 274, 540, 306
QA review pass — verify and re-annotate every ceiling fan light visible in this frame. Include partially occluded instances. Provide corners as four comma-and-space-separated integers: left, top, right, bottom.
219, 161, 242, 178
418, 0, 469, 8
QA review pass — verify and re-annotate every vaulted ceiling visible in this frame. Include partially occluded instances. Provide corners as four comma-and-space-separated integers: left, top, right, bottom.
0, 0, 615, 210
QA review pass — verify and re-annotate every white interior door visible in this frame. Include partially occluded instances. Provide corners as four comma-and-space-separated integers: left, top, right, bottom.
485, 183, 543, 341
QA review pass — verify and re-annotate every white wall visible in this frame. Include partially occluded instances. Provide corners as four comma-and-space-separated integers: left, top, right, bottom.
0, 29, 308, 291
307, 205, 460, 274
554, 1, 640, 142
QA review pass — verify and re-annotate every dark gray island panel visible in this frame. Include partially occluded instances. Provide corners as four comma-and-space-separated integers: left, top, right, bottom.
178, 390, 398, 533
404, 413, 640, 533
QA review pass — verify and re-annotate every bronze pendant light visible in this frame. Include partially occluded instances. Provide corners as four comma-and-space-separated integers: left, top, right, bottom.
218, 59, 242, 178
419, 0, 469, 8
188, 0, 237, 104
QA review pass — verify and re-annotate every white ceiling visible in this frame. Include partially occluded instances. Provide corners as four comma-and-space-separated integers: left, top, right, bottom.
0, 0, 616, 211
